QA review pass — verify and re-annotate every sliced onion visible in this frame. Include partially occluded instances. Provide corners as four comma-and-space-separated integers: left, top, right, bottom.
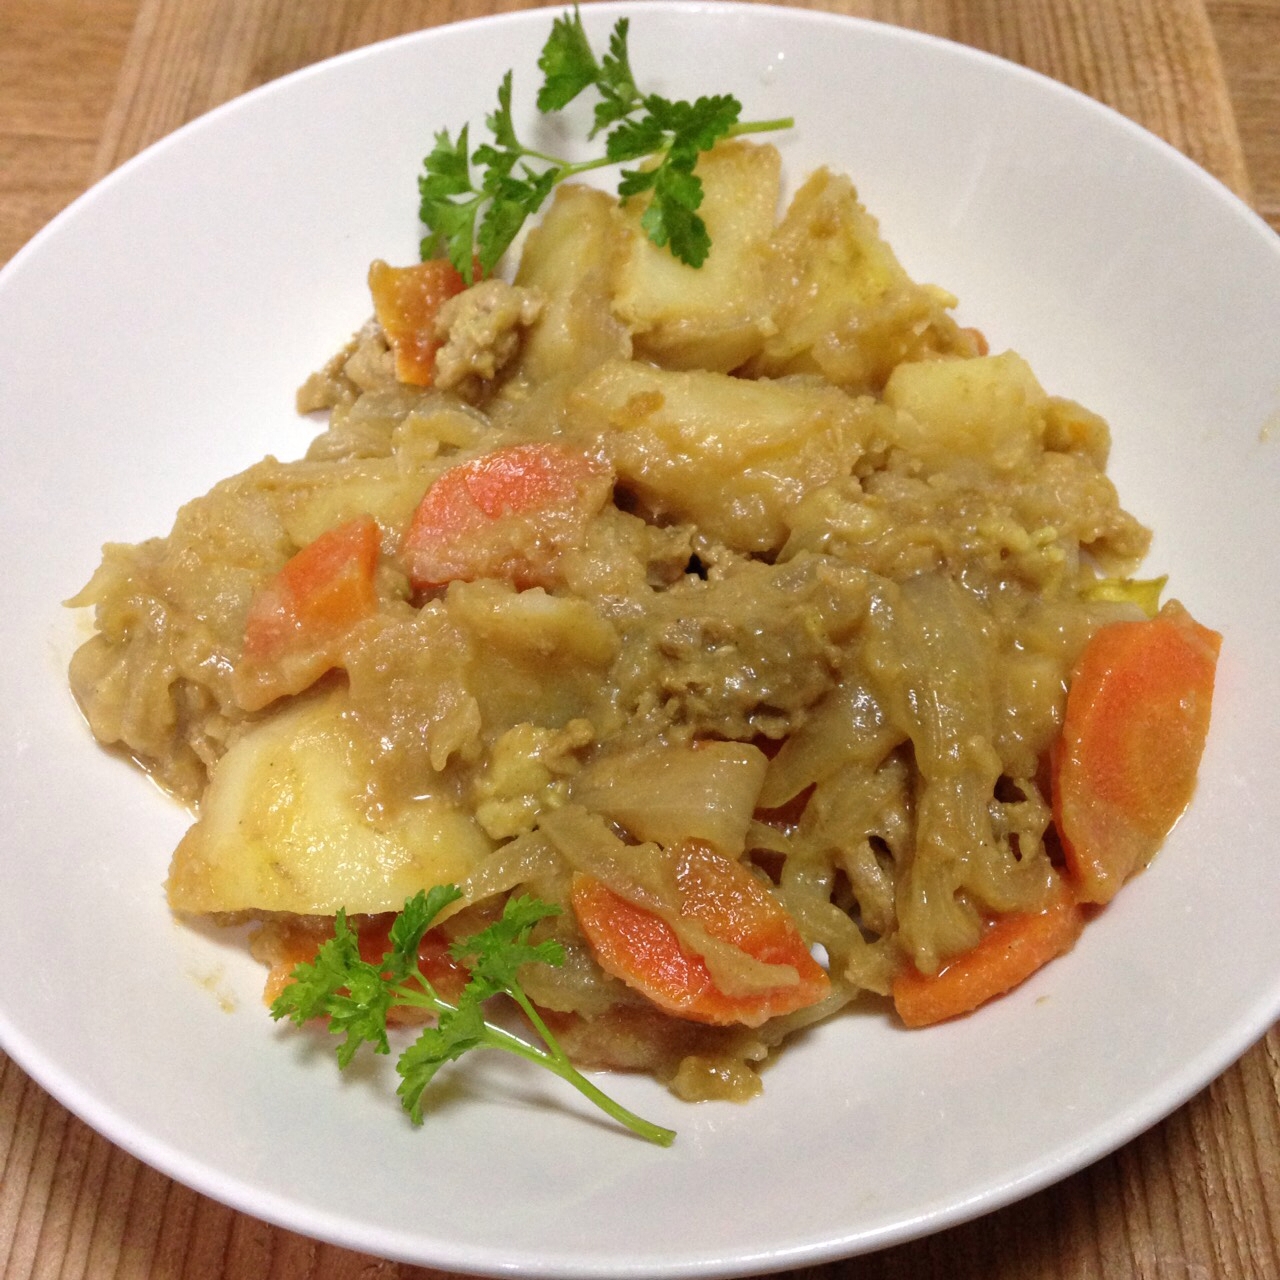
569, 739, 767, 857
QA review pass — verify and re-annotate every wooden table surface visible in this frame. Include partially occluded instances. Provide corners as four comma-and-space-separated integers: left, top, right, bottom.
2, 2, 1279, 1277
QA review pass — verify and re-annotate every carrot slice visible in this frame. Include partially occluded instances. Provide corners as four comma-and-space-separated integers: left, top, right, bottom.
1053, 602, 1221, 904
570, 844, 830, 1028
236, 514, 380, 709
401, 442, 612, 591
892, 878, 1084, 1028
368, 258, 468, 386
262, 913, 469, 1013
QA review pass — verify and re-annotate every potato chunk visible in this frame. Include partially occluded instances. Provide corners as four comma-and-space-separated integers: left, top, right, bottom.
166, 692, 491, 915
564, 359, 894, 553
747, 168, 976, 392
513, 184, 632, 384
883, 351, 1049, 472
611, 140, 781, 373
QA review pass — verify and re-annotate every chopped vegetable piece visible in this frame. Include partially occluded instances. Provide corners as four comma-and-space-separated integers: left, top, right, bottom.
400, 442, 612, 591
892, 877, 1084, 1027
571, 843, 831, 1027
1053, 602, 1221, 904
236, 515, 380, 710
272, 887, 675, 1145
1080, 574, 1168, 618
368, 258, 468, 385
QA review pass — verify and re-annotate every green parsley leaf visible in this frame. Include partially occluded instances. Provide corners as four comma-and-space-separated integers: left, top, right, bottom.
536, 8, 599, 112
449, 894, 565, 999
396, 998, 489, 1123
486, 71, 522, 152
271, 910, 394, 1066
387, 883, 463, 980
605, 114, 668, 165
591, 17, 640, 135
640, 165, 712, 267
476, 165, 557, 274
416, 5, 793, 282
417, 125, 484, 266
270, 888, 675, 1146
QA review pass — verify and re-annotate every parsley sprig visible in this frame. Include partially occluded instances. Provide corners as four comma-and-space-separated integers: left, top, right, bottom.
418, 6, 793, 280
271, 885, 675, 1146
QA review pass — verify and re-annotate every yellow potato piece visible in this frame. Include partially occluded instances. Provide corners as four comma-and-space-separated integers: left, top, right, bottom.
565, 359, 893, 553
883, 350, 1049, 472
166, 692, 491, 915
748, 168, 973, 392
514, 183, 632, 384
612, 140, 781, 373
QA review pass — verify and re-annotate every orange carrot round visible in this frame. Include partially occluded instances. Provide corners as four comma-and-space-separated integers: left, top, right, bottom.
1053, 602, 1221, 904
570, 844, 830, 1028
400, 442, 612, 591
892, 877, 1084, 1028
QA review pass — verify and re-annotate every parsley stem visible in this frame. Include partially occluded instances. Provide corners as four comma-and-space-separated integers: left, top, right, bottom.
510, 987, 677, 1147
518, 114, 794, 181
394, 983, 675, 1146
727, 115, 794, 136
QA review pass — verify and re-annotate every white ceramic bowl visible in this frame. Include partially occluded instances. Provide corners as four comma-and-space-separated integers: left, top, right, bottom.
2, 4, 1278, 1275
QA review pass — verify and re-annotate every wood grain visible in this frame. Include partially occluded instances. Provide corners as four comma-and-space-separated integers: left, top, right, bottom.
2, 1, 1279, 1277
0, 0, 138, 264
1208, 0, 1280, 227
